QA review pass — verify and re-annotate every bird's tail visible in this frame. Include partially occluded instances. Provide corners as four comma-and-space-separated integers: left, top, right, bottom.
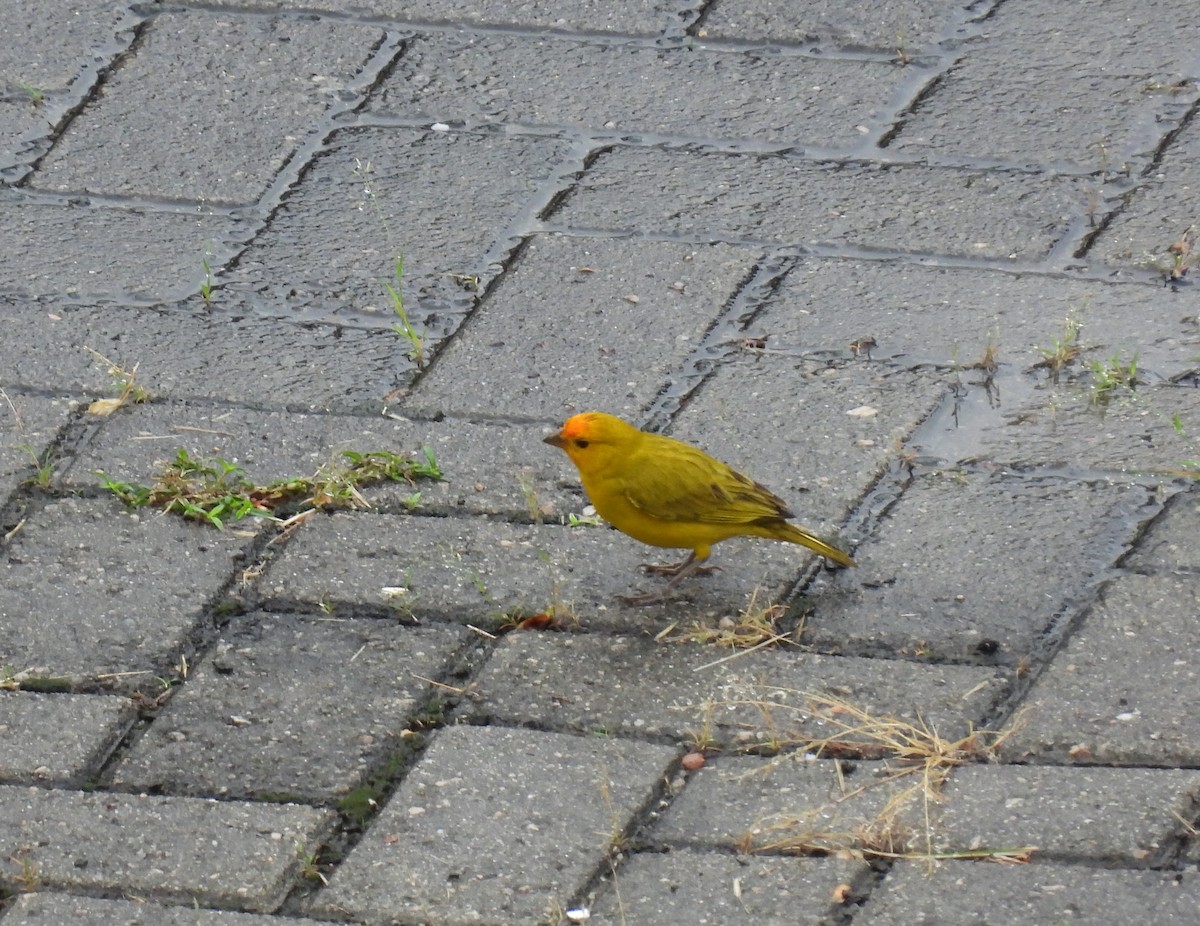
769, 521, 856, 568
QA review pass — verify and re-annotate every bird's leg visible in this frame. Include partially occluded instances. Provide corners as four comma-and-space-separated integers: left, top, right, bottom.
640, 552, 719, 579
620, 553, 720, 606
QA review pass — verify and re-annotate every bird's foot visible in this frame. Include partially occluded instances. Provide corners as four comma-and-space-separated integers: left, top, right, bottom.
618, 588, 677, 607
640, 554, 719, 580
621, 554, 722, 605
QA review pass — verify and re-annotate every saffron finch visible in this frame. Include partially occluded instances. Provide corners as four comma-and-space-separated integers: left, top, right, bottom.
544, 412, 855, 602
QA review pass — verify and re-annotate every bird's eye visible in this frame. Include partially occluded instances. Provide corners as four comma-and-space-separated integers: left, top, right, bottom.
574, 439, 589, 449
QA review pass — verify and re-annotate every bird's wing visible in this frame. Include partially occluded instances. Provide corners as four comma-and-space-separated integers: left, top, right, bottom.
619, 451, 792, 524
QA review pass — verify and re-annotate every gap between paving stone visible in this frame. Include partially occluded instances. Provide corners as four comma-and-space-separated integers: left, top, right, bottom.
918, 383, 1200, 474
1099, 114, 1200, 272
885, 0, 1200, 176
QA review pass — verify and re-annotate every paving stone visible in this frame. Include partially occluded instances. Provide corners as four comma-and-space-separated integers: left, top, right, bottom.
0, 390, 74, 501
5, 893, 334, 926
806, 470, 1157, 663
370, 31, 903, 148
263, 509, 610, 622
262, 507, 858, 631
0, 691, 135, 785
31, 12, 385, 203
1099, 112, 1200, 274
225, 127, 571, 331
65, 402, 579, 521
698, 0, 964, 51
1003, 573, 1200, 766
588, 848, 866, 925
312, 724, 678, 925
669, 358, 946, 527
203, 0, 682, 34
0, 785, 331, 910
0, 197, 230, 302
408, 235, 761, 419
916, 381, 1200, 474
888, 0, 1200, 172
0, 0, 133, 91
552, 147, 1090, 261
755, 257, 1200, 378
654, 755, 925, 853
0, 298, 404, 413
466, 632, 1004, 746
857, 861, 1200, 926
0, 495, 253, 689
934, 765, 1200, 863
112, 614, 468, 800
1127, 486, 1200, 572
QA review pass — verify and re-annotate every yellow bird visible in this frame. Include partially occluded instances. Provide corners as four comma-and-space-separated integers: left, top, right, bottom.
544, 412, 854, 602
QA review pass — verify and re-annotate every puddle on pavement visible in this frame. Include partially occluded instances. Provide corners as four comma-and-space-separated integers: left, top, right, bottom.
908, 365, 1044, 466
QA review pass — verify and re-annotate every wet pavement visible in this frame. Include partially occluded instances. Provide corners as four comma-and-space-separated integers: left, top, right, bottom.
2, 1, 1200, 923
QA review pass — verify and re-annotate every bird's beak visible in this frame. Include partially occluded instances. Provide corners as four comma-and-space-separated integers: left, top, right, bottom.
543, 430, 566, 448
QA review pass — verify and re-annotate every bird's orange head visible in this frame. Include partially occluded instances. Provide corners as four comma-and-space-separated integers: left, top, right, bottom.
543, 411, 642, 477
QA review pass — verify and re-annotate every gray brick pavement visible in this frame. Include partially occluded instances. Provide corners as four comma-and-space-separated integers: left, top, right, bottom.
3, 0, 1200, 922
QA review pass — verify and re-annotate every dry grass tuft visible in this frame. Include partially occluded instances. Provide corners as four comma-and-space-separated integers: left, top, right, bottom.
726, 690, 1034, 864
658, 586, 792, 653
